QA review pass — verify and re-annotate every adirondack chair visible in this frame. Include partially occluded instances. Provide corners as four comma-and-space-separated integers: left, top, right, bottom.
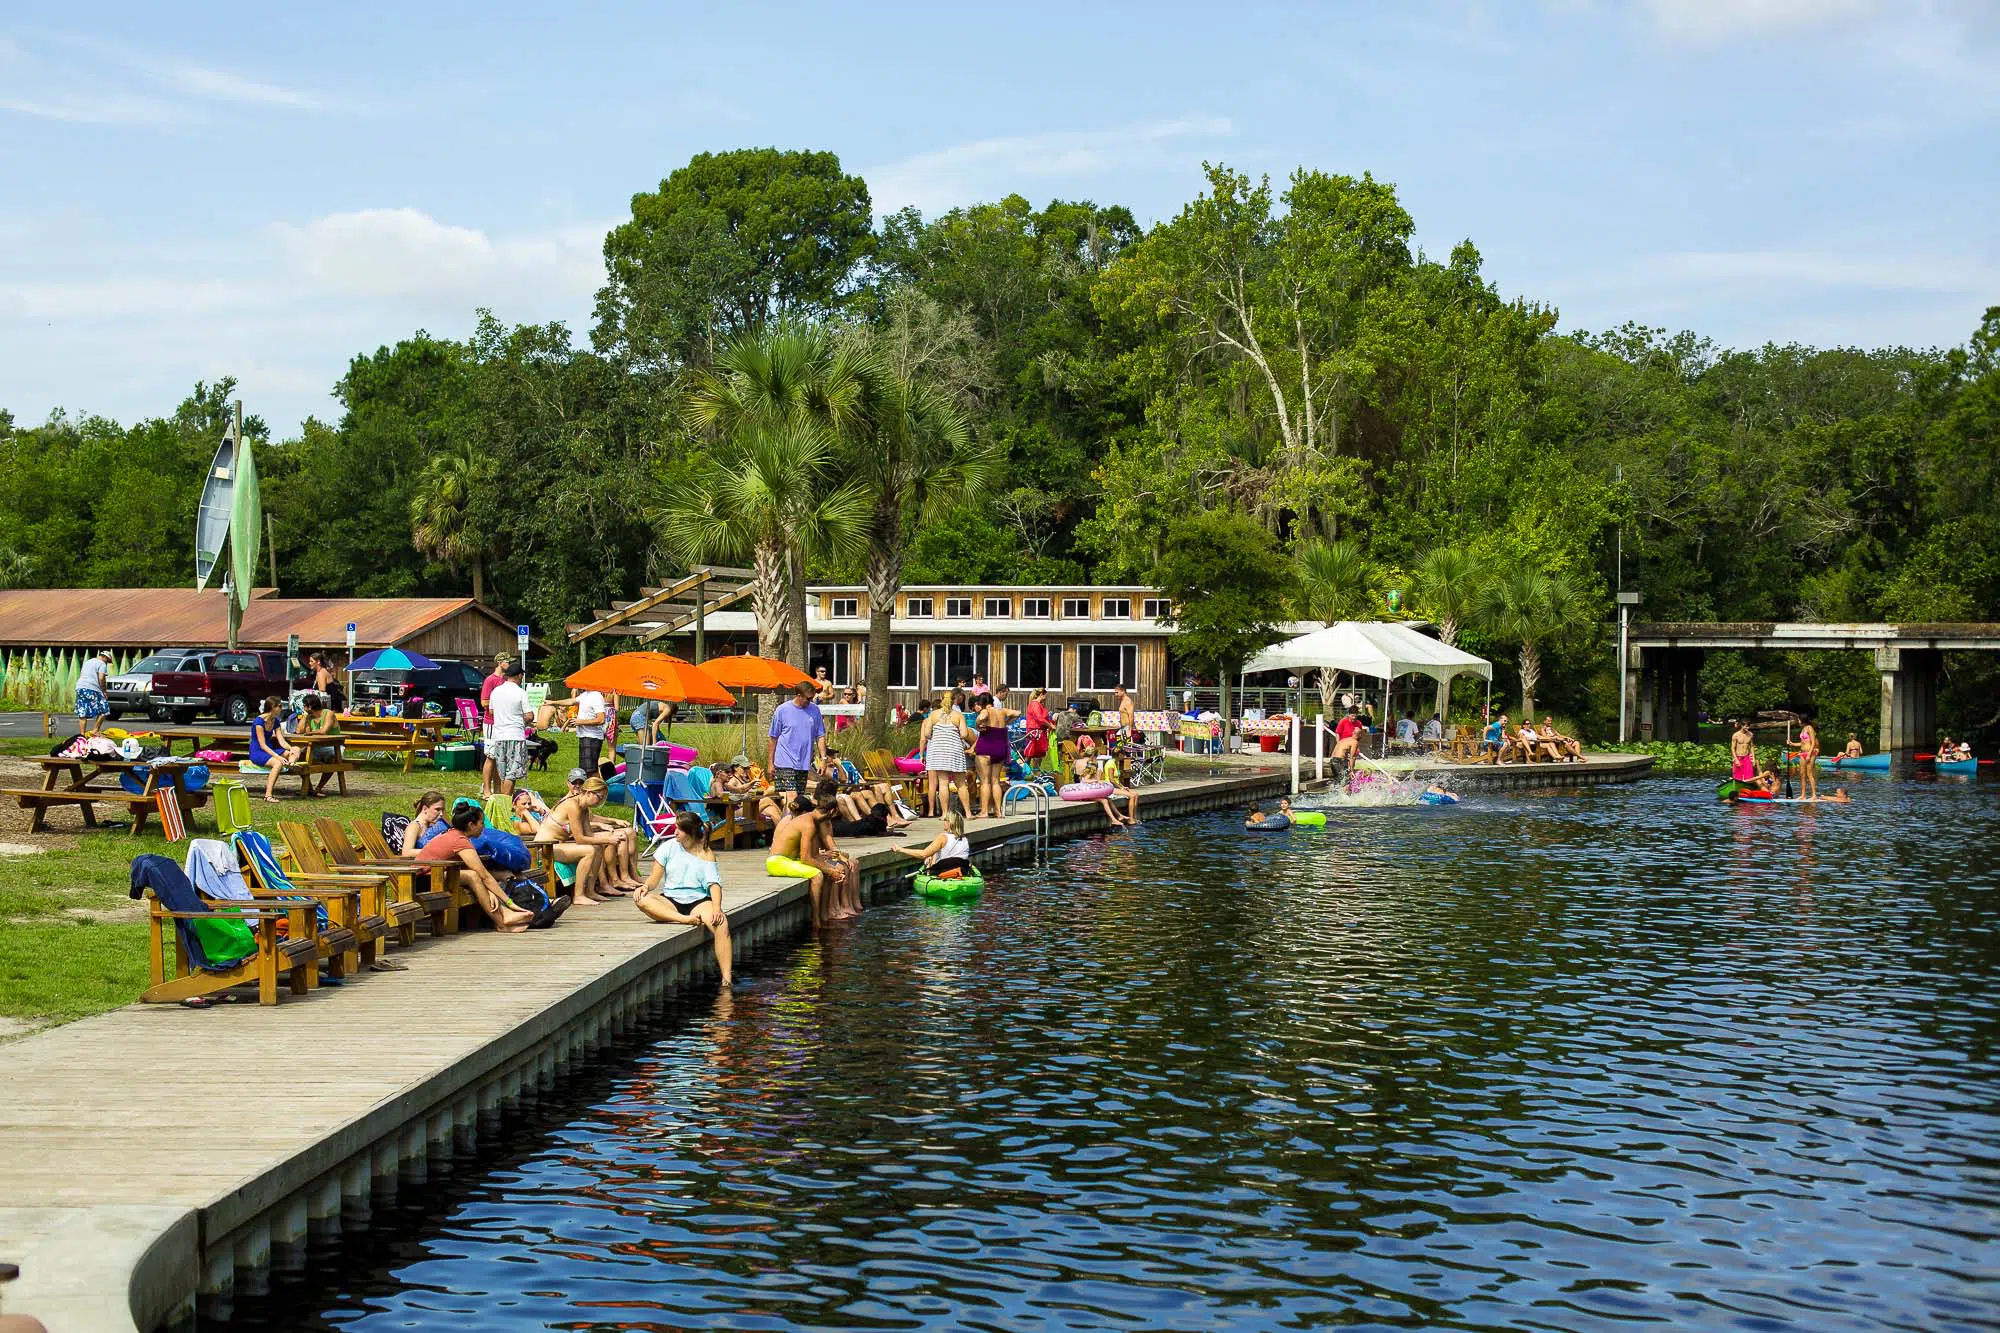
131, 856, 321, 1005
862, 749, 923, 804
316, 817, 458, 940
281, 820, 427, 949
352, 819, 465, 934
234, 829, 379, 979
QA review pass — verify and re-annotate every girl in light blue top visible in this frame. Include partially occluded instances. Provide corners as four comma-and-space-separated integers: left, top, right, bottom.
634, 811, 732, 985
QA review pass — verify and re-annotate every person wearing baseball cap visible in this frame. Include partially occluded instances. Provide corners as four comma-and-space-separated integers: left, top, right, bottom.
76, 649, 115, 736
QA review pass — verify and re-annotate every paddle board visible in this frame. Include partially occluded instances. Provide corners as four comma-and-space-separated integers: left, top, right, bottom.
194, 420, 237, 592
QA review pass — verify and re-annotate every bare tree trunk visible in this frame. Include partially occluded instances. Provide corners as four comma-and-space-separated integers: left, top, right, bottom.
786, 544, 809, 672
863, 533, 899, 744
1520, 641, 1541, 720
1432, 616, 1456, 722
1219, 661, 1234, 754
471, 557, 485, 605
752, 542, 791, 736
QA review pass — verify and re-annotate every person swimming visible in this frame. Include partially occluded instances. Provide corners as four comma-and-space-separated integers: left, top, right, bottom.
1246, 803, 1268, 826
1823, 787, 1851, 803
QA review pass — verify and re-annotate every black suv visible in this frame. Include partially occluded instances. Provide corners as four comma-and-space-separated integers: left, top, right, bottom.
351, 659, 488, 716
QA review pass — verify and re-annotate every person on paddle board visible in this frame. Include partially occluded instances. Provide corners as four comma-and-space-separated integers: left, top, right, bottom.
1798, 717, 1820, 801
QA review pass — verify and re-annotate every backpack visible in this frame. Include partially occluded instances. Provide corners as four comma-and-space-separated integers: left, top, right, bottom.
504, 879, 549, 912
471, 826, 530, 873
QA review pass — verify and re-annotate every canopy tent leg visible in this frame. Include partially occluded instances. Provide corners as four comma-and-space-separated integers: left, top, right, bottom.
1314, 708, 1324, 782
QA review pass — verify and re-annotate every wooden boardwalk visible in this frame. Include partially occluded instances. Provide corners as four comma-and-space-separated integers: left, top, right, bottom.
0, 768, 1285, 1332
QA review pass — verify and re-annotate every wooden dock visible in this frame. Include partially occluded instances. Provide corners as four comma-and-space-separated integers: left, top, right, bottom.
1295, 750, 1656, 792
0, 768, 1286, 1333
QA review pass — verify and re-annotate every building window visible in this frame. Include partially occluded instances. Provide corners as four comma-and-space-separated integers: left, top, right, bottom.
1102, 598, 1132, 619
944, 597, 973, 618
906, 596, 933, 618
1143, 598, 1171, 619
1004, 643, 1064, 690
1061, 597, 1091, 618
1077, 644, 1138, 691
1022, 598, 1051, 619
829, 597, 858, 618
983, 596, 1012, 618
932, 642, 990, 692
807, 641, 851, 687
887, 642, 918, 688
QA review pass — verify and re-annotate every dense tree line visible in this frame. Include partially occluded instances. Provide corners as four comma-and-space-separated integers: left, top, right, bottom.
3, 147, 1995, 740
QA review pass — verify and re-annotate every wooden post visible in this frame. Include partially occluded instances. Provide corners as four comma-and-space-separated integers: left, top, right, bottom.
1290, 713, 1300, 795
694, 577, 706, 664
1314, 709, 1324, 782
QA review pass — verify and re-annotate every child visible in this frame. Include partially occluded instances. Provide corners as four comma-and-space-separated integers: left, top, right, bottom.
1245, 804, 1268, 826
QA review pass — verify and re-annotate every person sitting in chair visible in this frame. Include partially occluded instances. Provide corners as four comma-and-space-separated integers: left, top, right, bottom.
417, 802, 566, 931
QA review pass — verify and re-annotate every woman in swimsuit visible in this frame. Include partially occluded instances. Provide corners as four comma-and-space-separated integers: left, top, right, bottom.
537, 777, 632, 902
247, 696, 302, 802
1797, 719, 1820, 801
920, 692, 975, 819
893, 810, 973, 877
971, 691, 1014, 819
634, 811, 733, 985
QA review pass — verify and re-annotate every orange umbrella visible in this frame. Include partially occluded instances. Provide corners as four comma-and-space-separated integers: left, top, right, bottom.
566, 652, 736, 707
699, 655, 813, 691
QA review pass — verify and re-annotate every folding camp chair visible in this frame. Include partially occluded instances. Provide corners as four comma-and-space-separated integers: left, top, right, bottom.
630, 781, 675, 857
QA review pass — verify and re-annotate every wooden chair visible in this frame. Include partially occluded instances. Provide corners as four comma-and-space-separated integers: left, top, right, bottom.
320, 818, 461, 937
862, 749, 923, 805
353, 819, 467, 934
237, 830, 380, 979
136, 890, 321, 1006
284, 819, 429, 948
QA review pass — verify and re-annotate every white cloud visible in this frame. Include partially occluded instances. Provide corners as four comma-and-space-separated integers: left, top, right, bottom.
1637, 0, 1882, 42
0, 34, 327, 125
867, 117, 1234, 216
272, 208, 607, 309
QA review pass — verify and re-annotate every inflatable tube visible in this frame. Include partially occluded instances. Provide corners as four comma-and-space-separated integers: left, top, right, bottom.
915, 867, 983, 901
1245, 814, 1291, 831
1728, 787, 1776, 801
1289, 810, 1326, 828
1417, 791, 1459, 806
1060, 781, 1114, 802
894, 754, 925, 775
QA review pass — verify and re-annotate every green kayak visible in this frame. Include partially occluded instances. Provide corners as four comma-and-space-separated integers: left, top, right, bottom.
914, 867, 984, 902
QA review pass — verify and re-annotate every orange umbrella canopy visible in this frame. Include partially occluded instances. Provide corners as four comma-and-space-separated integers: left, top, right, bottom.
698, 654, 813, 692
566, 652, 736, 706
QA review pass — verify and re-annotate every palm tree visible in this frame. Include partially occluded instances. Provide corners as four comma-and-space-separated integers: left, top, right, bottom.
1476, 567, 1585, 719
844, 310, 1002, 740
1413, 547, 1486, 721
656, 421, 870, 679
683, 323, 867, 667
1296, 538, 1380, 625
410, 443, 496, 601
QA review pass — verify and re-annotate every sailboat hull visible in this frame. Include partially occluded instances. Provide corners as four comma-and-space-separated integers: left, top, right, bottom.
194, 425, 236, 592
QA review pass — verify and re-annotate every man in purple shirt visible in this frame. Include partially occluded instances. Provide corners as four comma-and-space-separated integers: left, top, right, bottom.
767, 680, 826, 798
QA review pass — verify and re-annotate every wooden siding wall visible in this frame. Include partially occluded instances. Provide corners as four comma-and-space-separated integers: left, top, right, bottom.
406, 613, 522, 662
817, 634, 1168, 709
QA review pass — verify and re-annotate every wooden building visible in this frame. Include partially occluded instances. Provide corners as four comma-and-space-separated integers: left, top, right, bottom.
0, 588, 534, 662
675, 584, 1184, 709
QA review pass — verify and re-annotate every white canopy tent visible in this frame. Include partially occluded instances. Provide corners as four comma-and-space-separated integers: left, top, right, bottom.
1242, 622, 1494, 784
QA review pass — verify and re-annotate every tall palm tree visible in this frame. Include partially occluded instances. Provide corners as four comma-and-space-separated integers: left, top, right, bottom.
1295, 538, 1380, 713
843, 320, 1001, 740
684, 323, 867, 667
410, 443, 496, 602
1476, 567, 1585, 719
656, 421, 870, 678
1413, 547, 1486, 721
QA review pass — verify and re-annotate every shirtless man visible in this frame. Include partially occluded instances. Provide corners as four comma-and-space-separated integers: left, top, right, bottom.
1729, 718, 1756, 784
1823, 786, 1852, 803
766, 797, 834, 925
1797, 717, 1820, 801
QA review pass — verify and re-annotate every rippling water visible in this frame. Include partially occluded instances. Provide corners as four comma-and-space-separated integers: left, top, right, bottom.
239, 777, 2000, 1331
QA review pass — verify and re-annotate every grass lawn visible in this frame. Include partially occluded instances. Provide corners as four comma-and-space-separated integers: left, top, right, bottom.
0, 719, 917, 1033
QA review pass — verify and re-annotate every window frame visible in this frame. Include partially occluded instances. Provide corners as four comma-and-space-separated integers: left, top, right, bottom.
1060, 597, 1091, 619
943, 596, 973, 619
807, 641, 851, 687
1022, 597, 1051, 619
1003, 642, 1064, 691
983, 596, 1013, 618
887, 642, 919, 689
828, 597, 859, 619
1077, 643, 1139, 691
930, 642, 990, 693
905, 596, 934, 618
1142, 598, 1172, 619
1102, 598, 1132, 619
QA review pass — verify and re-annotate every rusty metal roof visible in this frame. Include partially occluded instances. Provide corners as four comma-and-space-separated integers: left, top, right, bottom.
0, 588, 518, 649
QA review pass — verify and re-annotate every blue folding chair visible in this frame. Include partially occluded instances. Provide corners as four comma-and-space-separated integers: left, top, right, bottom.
662, 769, 705, 817
630, 781, 673, 855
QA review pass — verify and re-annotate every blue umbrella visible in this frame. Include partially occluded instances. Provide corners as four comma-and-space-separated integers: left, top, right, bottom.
350, 647, 438, 671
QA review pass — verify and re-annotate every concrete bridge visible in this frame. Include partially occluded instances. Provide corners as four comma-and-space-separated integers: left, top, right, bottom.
1625, 622, 2000, 748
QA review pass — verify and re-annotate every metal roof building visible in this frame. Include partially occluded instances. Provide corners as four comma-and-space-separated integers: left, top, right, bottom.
0, 589, 533, 660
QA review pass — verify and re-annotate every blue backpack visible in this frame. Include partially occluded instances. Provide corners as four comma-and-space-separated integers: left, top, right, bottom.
471, 826, 530, 873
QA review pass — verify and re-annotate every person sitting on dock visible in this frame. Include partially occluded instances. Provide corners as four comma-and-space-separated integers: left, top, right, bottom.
811, 799, 865, 918
1422, 713, 1444, 744
416, 802, 555, 932
767, 797, 838, 925
1481, 714, 1507, 762
634, 810, 733, 985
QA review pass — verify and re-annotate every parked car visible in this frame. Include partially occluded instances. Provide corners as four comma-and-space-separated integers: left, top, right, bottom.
146, 650, 296, 725
105, 649, 206, 721
351, 659, 487, 717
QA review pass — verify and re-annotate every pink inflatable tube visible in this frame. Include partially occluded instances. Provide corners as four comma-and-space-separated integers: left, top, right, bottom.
1059, 781, 1114, 802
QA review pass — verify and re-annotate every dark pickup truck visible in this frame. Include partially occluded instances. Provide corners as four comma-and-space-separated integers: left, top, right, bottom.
146, 650, 296, 725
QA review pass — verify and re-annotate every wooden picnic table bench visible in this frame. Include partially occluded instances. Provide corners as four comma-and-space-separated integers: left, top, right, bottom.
6, 755, 212, 835
332, 714, 453, 773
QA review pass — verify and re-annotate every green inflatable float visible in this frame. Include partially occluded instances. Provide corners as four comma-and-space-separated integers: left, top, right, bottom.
915, 866, 984, 902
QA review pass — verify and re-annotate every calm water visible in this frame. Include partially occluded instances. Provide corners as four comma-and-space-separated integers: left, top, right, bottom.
236, 777, 2000, 1331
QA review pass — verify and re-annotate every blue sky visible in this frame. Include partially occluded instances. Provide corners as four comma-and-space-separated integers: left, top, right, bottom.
2, 0, 1995, 437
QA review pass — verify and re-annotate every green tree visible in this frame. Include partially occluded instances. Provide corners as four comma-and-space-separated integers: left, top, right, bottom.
596, 148, 873, 367
1477, 567, 1587, 719
1295, 538, 1380, 624
1155, 511, 1298, 725
1412, 546, 1487, 718
409, 442, 498, 602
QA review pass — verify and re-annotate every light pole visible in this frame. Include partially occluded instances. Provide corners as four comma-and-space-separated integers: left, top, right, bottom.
1617, 591, 1641, 742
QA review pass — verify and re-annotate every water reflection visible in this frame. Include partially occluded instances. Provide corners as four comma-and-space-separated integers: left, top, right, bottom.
233, 778, 2000, 1331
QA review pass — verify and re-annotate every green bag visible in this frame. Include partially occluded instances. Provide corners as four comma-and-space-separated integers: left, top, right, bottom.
189, 914, 257, 966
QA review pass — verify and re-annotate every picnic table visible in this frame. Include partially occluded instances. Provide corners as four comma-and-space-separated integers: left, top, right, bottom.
9, 754, 211, 835
138, 726, 249, 758
334, 714, 453, 773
